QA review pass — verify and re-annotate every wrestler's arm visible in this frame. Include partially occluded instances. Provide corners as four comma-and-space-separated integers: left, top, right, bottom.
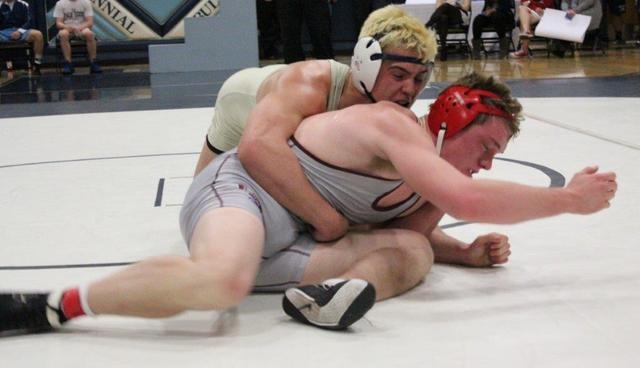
429, 227, 511, 266
238, 62, 348, 242
373, 106, 615, 224
385, 203, 510, 267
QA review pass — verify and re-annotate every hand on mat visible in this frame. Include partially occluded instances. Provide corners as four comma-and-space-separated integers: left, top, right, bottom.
461, 232, 511, 267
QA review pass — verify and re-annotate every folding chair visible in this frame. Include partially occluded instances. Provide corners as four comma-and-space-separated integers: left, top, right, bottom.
0, 41, 34, 71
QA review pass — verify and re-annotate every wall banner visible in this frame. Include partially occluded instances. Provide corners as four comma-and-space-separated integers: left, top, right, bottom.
46, 0, 220, 42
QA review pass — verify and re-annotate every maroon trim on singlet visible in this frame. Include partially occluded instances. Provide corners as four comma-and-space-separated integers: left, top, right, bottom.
290, 137, 421, 212
208, 153, 234, 205
372, 185, 421, 212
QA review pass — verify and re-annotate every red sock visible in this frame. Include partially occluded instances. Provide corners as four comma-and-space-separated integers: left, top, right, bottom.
60, 288, 86, 320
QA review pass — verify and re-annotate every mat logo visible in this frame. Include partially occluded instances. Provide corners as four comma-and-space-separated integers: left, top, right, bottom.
90, 0, 220, 39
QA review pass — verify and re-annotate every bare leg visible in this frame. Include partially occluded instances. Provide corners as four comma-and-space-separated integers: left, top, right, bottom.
522, 14, 542, 53
26, 30, 44, 57
194, 140, 217, 176
58, 30, 72, 62
88, 208, 265, 318
513, 6, 532, 55
518, 6, 531, 35
300, 229, 433, 301
82, 29, 97, 61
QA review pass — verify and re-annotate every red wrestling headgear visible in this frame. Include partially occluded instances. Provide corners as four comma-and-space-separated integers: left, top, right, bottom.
427, 85, 513, 139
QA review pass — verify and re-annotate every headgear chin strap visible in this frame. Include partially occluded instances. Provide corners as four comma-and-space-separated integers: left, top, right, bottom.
427, 86, 513, 155
351, 36, 432, 102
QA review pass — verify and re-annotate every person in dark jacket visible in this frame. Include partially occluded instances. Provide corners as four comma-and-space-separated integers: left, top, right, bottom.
471, 0, 516, 59
0, 0, 44, 73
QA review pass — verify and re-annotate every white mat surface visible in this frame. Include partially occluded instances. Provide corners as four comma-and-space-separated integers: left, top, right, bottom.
1, 100, 638, 367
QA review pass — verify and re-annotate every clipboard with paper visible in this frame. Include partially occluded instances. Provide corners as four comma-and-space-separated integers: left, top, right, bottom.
534, 8, 592, 43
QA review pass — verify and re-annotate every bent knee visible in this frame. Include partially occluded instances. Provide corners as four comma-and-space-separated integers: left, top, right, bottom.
389, 229, 434, 278
28, 30, 43, 40
82, 29, 96, 40
190, 264, 255, 310
390, 229, 430, 251
58, 30, 70, 39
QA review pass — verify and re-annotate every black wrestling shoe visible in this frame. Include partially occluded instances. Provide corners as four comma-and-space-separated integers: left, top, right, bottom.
0, 292, 65, 334
282, 279, 376, 330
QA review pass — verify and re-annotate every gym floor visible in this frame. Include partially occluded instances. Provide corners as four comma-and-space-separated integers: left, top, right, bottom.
1, 48, 639, 367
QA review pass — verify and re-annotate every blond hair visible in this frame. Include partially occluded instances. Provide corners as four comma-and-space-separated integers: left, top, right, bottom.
358, 5, 437, 64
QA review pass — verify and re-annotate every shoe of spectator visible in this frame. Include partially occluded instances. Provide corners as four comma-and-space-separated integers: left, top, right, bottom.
519, 32, 533, 39
62, 62, 74, 75
32, 64, 42, 76
509, 49, 529, 59
550, 41, 567, 58
90, 62, 102, 74
282, 278, 376, 330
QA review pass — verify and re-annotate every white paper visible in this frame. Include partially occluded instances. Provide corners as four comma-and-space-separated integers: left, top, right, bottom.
534, 8, 591, 43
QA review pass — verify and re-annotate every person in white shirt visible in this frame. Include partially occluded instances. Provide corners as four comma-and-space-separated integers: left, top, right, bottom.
53, 0, 101, 74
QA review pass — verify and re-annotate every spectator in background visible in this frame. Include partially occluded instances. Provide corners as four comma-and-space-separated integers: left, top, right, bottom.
471, 0, 516, 59
637, 0, 640, 45
509, 0, 556, 58
276, 0, 334, 63
0, 0, 44, 74
355, 0, 407, 31
551, 0, 602, 57
602, 0, 626, 45
257, 0, 280, 59
563, 0, 603, 31
425, 0, 472, 61
53, 0, 101, 75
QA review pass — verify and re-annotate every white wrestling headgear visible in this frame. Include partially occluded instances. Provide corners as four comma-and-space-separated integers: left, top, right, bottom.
351, 36, 383, 96
351, 35, 434, 102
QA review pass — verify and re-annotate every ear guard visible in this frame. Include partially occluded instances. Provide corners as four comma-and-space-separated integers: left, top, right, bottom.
427, 86, 513, 155
351, 37, 383, 96
351, 36, 433, 100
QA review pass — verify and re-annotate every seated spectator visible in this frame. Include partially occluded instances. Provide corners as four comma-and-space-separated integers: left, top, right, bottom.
602, 0, 626, 45
637, 0, 640, 45
256, 0, 281, 59
53, 0, 101, 75
472, 0, 516, 59
509, 0, 556, 58
0, 0, 44, 74
355, 0, 407, 31
425, 0, 471, 61
551, 0, 603, 57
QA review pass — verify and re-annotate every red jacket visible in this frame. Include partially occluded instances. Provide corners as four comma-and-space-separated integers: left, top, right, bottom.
527, 0, 556, 12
